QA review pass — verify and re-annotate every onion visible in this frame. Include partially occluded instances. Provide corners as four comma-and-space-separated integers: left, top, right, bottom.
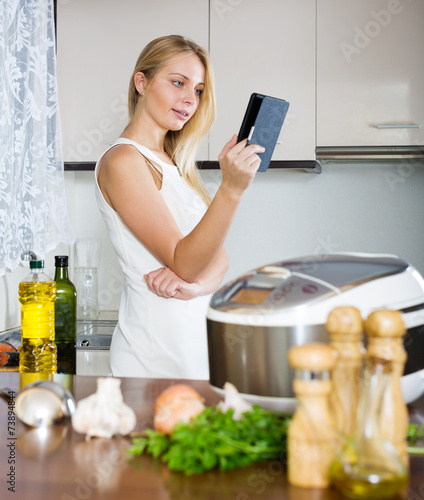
154, 398, 205, 435
154, 384, 204, 414
153, 384, 205, 434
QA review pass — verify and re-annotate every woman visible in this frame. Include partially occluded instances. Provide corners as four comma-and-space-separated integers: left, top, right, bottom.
95, 35, 264, 379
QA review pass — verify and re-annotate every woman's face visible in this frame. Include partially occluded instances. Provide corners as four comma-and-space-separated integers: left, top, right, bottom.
138, 52, 205, 132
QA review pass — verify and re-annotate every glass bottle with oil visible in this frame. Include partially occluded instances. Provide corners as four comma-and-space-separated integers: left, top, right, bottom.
329, 355, 408, 499
54, 255, 77, 374
19, 260, 57, 373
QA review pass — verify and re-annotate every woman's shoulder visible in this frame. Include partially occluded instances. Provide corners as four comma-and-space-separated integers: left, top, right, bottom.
97, 141, 163, 205
98, 143, 157, 193
101, 142, 148, 171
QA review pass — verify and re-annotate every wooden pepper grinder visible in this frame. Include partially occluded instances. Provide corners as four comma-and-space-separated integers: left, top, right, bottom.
364, 309, 409, 468
326, 306, 364, 436
287, 342, 338, 488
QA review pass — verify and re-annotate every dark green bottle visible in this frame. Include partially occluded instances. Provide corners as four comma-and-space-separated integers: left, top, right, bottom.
54, 255, 77, 374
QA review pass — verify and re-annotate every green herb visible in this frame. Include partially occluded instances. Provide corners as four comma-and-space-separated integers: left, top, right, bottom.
407, 421, 424, 456
127, 406, 291, 475
407, 421, 424, 443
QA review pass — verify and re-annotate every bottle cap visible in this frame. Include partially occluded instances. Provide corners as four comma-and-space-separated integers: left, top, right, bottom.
55, 255, 69, 267
29, 260, 44, 269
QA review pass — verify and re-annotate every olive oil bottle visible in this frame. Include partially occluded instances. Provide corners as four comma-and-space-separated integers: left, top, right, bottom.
19, 260, 57, 373
329, 356, 408, 499
54, 255, 77, 374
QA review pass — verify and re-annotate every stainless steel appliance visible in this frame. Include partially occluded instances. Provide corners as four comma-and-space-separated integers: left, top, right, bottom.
207, 253, 424, 403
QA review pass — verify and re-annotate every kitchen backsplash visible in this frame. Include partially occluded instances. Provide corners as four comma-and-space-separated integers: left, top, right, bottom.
1, 161, 423, 332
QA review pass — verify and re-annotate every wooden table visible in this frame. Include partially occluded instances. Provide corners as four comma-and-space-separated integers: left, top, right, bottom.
0, 373, 423, 500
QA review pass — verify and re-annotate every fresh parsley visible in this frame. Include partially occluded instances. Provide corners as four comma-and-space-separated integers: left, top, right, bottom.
127, 405, 291, 475
407, 421, 424, 456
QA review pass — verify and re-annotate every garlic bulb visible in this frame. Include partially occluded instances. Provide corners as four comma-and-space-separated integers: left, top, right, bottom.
72, 377, 136, 439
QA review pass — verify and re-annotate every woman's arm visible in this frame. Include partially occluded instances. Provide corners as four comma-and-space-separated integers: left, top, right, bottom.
144, 248, 229, 300
98, 136, 262, 282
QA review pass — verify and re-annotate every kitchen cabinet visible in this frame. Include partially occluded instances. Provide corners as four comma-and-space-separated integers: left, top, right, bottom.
58, 0, 423, 167
56, 0, 209, 163
317, 0, 424, 153
209, 0, 316, 163
58, 0, 316, 167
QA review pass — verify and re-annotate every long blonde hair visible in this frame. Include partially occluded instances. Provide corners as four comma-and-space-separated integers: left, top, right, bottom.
128, 35, 215, 205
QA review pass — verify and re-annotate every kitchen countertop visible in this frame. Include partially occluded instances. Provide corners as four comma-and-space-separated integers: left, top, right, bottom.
0, 318, 116, 352
0, 319, 116, 376
0, 373, 423, 500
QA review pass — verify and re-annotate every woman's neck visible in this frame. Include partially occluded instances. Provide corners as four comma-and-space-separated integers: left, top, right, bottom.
121, 125, 164, 151
121, 123, 175, 165
122, 105, 168, 152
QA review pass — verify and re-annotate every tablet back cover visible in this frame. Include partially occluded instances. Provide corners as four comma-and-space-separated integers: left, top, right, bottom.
249, 96, 289, 172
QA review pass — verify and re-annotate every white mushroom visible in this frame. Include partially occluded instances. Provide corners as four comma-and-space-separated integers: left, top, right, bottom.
218, 382, 252, 420
72, 377, 136, 439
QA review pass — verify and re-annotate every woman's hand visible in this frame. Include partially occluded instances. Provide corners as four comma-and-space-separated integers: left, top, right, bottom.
218, 135, 265, 195
144, 267, 202, 300
145, 247, 228, 301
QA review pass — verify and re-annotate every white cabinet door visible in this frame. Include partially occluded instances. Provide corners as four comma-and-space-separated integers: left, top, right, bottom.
57, 0, 209, 163
209, 0, 316, 161
317, 0, 424, 148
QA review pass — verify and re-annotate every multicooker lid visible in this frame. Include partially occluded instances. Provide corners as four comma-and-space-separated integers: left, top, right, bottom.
207, 253, 424, 326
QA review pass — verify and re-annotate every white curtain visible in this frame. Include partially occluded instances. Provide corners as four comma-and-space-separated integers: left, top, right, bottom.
0, 0, 74, 276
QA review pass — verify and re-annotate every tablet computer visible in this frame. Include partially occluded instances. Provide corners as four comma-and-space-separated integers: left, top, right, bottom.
237, 93, 290, 172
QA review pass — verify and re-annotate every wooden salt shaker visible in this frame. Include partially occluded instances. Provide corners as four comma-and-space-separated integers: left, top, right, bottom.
326, 306, 364, 436
365, 309, 409, 467
287, 342, 338, 488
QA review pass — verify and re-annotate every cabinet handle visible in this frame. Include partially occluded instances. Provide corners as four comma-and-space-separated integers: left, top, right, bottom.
376, 124, 420, 129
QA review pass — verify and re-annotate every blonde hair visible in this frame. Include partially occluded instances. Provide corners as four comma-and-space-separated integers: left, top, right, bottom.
128, 35, 216, 205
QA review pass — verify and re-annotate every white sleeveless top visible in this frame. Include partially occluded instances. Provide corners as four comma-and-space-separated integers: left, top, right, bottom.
94, 138, 211, 379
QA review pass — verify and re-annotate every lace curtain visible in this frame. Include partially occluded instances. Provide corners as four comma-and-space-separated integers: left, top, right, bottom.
0, 0, 74, 276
